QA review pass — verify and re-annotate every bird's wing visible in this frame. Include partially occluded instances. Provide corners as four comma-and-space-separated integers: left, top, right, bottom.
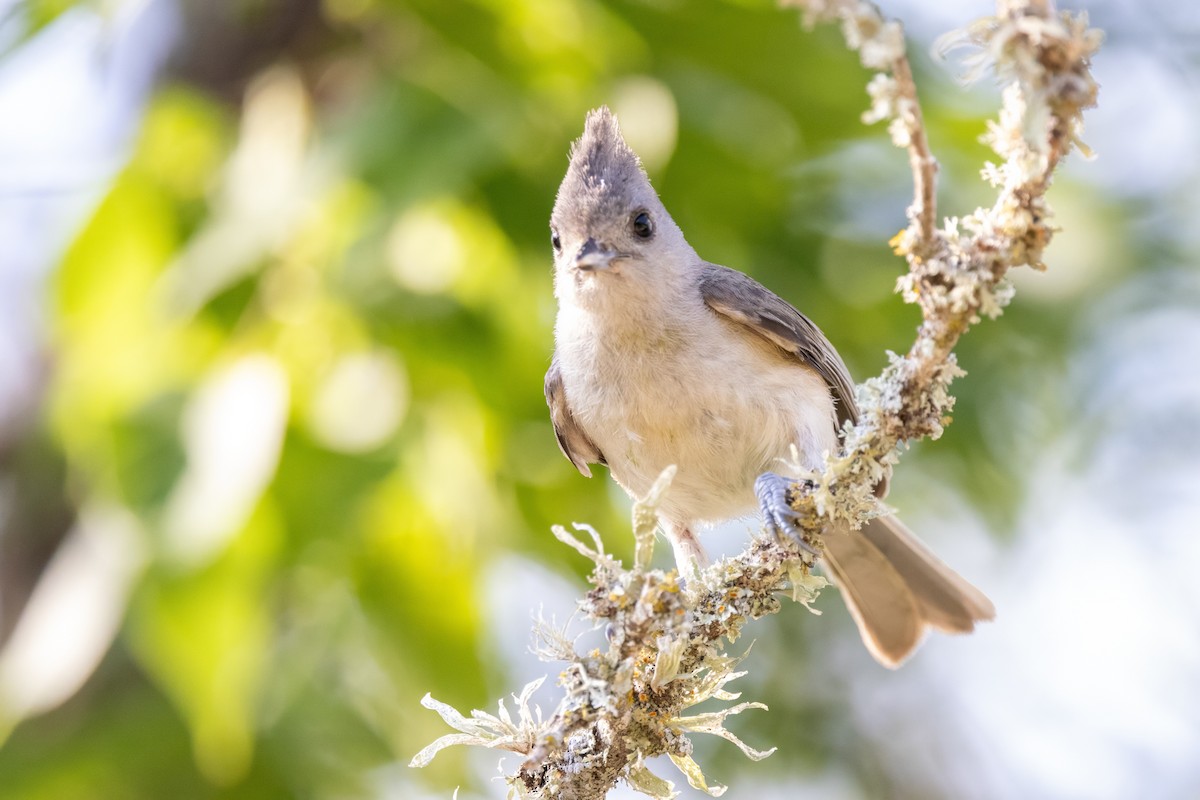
698, 262, 860, 429
545, 354, 605, 477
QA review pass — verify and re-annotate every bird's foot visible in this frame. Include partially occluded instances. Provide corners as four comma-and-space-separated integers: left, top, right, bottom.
754, 471, 819, 556
667, 526, 708, 584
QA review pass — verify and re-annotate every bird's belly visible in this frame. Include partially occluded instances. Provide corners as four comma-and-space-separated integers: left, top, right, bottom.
574, 344, 837, 526
601, 397, 759, 522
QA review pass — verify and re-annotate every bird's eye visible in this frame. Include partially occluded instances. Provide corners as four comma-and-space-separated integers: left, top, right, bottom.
551, 230, 562, 251
632, 211, 654, 239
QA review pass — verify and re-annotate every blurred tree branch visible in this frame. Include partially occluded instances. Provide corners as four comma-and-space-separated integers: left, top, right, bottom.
170, 0, 330, 101
412, 0, 1101, 797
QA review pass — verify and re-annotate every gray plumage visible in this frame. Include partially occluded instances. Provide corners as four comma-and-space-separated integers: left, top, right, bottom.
545, 107, 994, 668
545, 355, 604, 478
545, 262, 857, 473
697, 263, 859, 430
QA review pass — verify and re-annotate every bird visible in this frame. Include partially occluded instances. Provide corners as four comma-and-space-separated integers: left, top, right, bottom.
544, 107, 994, 668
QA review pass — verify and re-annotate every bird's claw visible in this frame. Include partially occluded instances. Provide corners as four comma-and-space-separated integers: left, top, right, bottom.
754, 472, 819, 556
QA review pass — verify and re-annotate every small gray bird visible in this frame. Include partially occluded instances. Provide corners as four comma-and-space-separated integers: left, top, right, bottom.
545, 108, 994, 668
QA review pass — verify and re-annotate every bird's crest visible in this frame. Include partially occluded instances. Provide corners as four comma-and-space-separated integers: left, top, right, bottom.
567, 106, 645, 190
554, 107, 650, 228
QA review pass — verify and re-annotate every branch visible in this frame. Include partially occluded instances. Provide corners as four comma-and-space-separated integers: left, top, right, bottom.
412, 473, 812, 798
782, 0, 1102, 531
411, 1, 1101, 797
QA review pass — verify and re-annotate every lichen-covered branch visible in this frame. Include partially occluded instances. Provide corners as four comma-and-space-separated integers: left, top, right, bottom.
410, 1, 1101, 797
781, 0, 1102, 530
411, 470, 820, 798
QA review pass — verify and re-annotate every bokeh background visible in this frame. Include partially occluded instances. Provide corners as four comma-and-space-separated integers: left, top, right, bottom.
2, 0, 1199, 797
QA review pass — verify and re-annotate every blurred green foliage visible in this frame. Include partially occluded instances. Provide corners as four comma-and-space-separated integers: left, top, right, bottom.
0, 0, 1128, 797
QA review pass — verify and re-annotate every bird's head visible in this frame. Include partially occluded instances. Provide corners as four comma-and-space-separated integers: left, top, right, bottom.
550, 107, 695, 308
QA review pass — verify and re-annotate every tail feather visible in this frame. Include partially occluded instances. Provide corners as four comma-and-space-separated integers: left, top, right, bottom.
862, 515, 996, 633
823, 515, 994, 669
822, 525, 923, 668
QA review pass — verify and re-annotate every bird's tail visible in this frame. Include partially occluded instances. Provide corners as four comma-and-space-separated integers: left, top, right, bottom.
821, 515, 995, 668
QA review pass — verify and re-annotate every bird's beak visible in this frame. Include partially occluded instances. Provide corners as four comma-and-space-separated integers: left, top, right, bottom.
574, 237, 619, 271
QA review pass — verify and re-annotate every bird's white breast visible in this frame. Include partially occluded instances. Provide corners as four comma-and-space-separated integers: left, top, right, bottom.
555, 301, 837, 528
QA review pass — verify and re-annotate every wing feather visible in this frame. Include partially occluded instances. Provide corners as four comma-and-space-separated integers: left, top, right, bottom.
698, 262, 859, 429
545, 355, 605, 477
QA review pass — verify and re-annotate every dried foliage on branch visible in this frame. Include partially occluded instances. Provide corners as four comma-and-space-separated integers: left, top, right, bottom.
411, 1, 1101, 797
